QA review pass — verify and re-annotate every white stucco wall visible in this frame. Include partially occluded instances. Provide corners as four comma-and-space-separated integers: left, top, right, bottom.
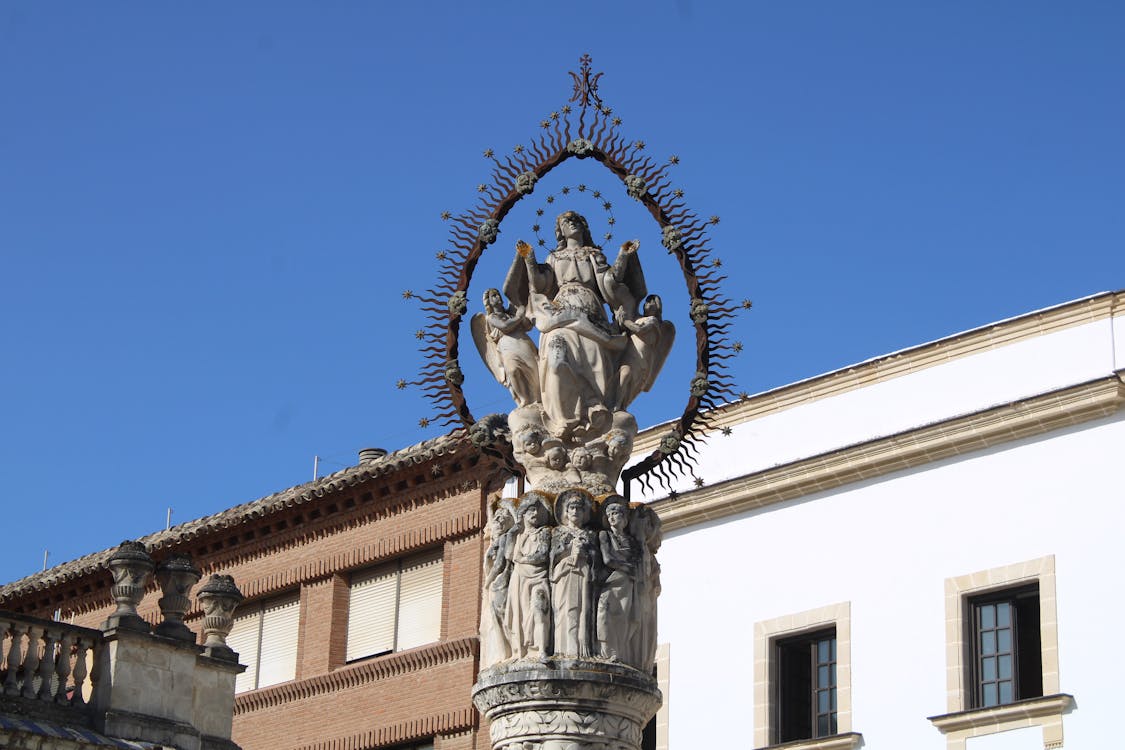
645, 298, 1124, 748
656, 408, 1123, 748
1113, 311, 1125, 371
634, 314, 1121, 502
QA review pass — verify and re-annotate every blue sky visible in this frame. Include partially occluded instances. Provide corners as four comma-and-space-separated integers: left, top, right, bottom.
2, 2, 1122, 585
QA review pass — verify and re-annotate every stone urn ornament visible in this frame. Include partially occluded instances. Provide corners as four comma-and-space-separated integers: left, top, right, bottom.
103, 540, 155, 632
154, 553, 202, 642
196, 574, 244, 660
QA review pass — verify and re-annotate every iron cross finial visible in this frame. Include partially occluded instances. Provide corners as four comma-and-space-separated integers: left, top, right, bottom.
569, 54, 603, 110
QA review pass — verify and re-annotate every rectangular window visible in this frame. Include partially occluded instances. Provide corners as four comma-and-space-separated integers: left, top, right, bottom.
969, 584, 1042, 708
774, 628, 837, 743
226, 591, 300, 693
346, 549, 443, 662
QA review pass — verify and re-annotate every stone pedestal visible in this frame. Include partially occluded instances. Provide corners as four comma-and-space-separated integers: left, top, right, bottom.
94, 626, 245, 750
473, 659, 661, 750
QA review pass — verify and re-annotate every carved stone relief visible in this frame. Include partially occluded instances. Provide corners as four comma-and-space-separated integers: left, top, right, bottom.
478, 490, 661, 673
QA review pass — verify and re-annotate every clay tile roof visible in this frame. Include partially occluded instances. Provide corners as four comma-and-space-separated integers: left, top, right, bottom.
0, 430, 469, 605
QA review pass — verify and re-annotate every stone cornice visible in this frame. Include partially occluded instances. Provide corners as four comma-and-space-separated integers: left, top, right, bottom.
654, 374, 1125, 532
233, 635, 477, 714
635, 290, 1123, 455
927, 693, 1074, 734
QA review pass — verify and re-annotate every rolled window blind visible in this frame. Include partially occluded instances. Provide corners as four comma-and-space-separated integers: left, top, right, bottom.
347, 563, 398, 661
256, 592, 300, 688
226, 611, 261, 694
395, 550, 443, 651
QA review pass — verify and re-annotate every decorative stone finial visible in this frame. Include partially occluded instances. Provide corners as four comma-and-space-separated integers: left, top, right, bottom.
196, 574, 244, 660
154, 553, 202, 642
103, 540, 155, 632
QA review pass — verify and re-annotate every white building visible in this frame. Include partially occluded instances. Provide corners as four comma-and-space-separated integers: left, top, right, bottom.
637, 289, 1123, 750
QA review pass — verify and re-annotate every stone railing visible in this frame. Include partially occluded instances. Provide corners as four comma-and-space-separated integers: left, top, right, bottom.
1, 543, 246, 750
0, 611, 102, 722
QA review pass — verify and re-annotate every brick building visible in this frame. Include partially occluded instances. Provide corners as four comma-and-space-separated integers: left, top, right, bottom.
0, 434, 504, 750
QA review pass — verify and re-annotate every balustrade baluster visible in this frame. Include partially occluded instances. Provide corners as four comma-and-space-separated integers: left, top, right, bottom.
87, 635, 101, 706
20, 625, 41, 699
0, 619, 8, 686
54, 632, 73, 704
37, 627, 58, 702
3, 623, 27, 696
70, 636, 89, 706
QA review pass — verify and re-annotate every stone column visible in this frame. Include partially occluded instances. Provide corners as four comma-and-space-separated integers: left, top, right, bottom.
474, 660, 660, 750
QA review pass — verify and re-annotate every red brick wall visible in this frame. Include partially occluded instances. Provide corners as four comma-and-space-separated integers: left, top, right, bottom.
15, 471, 494, 750
231, 640, 478, 750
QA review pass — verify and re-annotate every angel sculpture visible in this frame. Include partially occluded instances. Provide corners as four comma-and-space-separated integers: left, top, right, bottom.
615, 294, 676, 410
471, 288, 540, 408
502, 211, 649, 442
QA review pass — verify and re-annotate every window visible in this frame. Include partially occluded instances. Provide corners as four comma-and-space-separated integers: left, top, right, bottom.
754, 602, 860, 750
929, 556, 1071, 750
969, 584, 1042, 708
346, 549, 443, 662
774, 629, 837, 743
226, 591, 300, 693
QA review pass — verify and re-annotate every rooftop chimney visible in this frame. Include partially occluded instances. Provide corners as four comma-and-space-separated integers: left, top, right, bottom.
358, 447, 388, 464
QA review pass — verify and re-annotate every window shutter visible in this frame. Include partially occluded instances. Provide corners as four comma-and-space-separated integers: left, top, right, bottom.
227, 611, 261, 694
256, 593, 300, 688
395, 550, 443, 651
347, 563, 398, 661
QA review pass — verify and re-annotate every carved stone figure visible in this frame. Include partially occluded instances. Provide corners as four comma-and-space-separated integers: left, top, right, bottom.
616, 294, 675, 410
550, 489, 599, 658
505, 493, 554, 660
630, 504, 663, 671
596, 496, 640, 663
502, 213, 646, 442
472, 288, 541, 408
481, 499, 517, 668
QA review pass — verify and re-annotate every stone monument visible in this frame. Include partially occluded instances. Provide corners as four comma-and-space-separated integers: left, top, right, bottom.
470, 218, 668, 749
407, 55, 744, 750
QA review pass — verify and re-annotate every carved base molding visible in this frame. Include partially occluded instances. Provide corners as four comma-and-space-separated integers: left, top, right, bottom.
473, 659, 662, 750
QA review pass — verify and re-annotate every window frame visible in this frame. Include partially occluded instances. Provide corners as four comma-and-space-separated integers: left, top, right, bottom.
966, 583, 1042, 709
773, 627, 838, 743
930, 555, 1069, 750
753, 602, 860, 750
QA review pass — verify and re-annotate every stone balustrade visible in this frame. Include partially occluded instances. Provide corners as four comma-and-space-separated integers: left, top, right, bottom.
1, 543, 247, 750
0, 611, 102, 720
